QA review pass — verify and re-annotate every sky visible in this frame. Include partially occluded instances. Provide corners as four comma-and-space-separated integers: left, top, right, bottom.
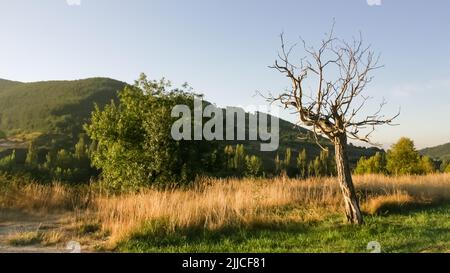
0, 0, 449, 149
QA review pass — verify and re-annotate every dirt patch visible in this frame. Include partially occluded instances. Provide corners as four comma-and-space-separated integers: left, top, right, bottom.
0, 210, 103, 253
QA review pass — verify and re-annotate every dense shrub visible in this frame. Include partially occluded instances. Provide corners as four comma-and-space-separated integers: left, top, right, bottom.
445, 164, 450, 173
245, 155, 262, 177
85, 74, 219, 190
354, 152, 387, 175
355, 138, 436, 175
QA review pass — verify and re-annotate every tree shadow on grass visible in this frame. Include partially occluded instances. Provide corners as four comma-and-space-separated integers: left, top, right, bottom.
364, 201, 450, 217
120, 217, 319, 251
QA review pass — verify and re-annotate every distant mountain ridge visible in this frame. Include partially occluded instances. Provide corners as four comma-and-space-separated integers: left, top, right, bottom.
420, 143, 450, 161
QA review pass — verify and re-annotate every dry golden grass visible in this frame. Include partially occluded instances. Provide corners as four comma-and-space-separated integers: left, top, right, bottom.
95, 174, 450, 243
6, 231, 43, 246
362, 191, 415, 215
5, 228, 69, 247
1, 173, 450, 247
0, 180, 91, 213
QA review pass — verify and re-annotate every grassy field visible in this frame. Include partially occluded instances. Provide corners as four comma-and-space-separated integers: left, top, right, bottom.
120, 204, 450, 253
1, 174, 449, 253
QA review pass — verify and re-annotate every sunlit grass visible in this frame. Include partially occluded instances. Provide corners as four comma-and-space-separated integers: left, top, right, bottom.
1, 173, 449, 252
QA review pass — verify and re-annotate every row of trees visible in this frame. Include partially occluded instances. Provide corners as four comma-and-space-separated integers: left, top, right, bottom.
224, 144, 336, 178
0, 134, 96, 182
275, 148, 336, 178
3, 135, 446, 185
355, 137, 444, 175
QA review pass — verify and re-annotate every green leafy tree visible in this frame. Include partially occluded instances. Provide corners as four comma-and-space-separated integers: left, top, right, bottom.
296, 149, 308, 178
354, 152, 387, 175
75, 134, 88, 160
224, 145, 235, 170
445, 164, 450, 173
284, 148, 298, 177
85, 74, 218, 190
312, 156, 323, 177
88, 141, 97, 158
419, 156, 435, 174
310, 150, 335, 177
354, 157, 368, 175
234, 144, 246, 175
308, 161, 315, 177
386, 137, 422, 175
43, 149, 56, 170
319, 150, 335, 176
441, 159, 450, 173
284, 148, 292, 168
10, 150, 16, 166
274, 154, 282, 175
245, 155, 262, 177
55, 149, 74, 170
74, 134, 92, 176
25, 141, 39, 166
0, 150, 16, 170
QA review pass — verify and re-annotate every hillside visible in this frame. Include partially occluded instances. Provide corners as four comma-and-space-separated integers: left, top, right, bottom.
420, 143, 450, 161
0, 79, 22, 91
0, 78, 126, 136
0, 77, 379, 167
218, 110, 380, 168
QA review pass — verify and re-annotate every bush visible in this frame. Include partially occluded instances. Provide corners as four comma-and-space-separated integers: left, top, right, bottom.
419, 156, 436, 174
354, 152, 387, 175
85, 74, 219, 191
445, 164, 450, 173
356, 138, 436, 176
386, 138, 422, 175
245, 155, 262, 177
307, 150, 335, 177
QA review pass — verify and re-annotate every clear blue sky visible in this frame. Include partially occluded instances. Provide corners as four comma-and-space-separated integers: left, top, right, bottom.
1, 0, 449, 149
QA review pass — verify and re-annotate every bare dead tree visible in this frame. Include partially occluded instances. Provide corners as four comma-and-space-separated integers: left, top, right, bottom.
269, 26, 399, 224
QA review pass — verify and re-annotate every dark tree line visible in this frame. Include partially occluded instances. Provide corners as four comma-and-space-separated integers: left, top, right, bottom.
0, 134, 97, 183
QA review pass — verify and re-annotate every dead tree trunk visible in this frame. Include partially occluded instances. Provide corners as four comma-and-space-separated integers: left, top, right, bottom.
270, 27, 398, 224
334, 134, 364, 224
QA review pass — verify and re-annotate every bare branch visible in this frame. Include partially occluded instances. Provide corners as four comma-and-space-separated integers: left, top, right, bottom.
267, 25, 399, 146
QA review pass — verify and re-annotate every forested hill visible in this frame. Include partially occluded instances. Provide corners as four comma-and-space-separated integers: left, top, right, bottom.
420, 143, 450, 161
0, 79, 22, 91
0, 77, 379, 165
0, 78, 126, 136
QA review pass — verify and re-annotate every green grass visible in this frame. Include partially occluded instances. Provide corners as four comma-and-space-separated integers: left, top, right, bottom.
118, 203, 450, 253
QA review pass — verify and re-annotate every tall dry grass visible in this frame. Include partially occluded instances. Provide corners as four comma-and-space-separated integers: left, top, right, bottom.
0, 180, 91, 213
95, 176, 341, 242
1, 173, 450, 245
95, 174, 450, 243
